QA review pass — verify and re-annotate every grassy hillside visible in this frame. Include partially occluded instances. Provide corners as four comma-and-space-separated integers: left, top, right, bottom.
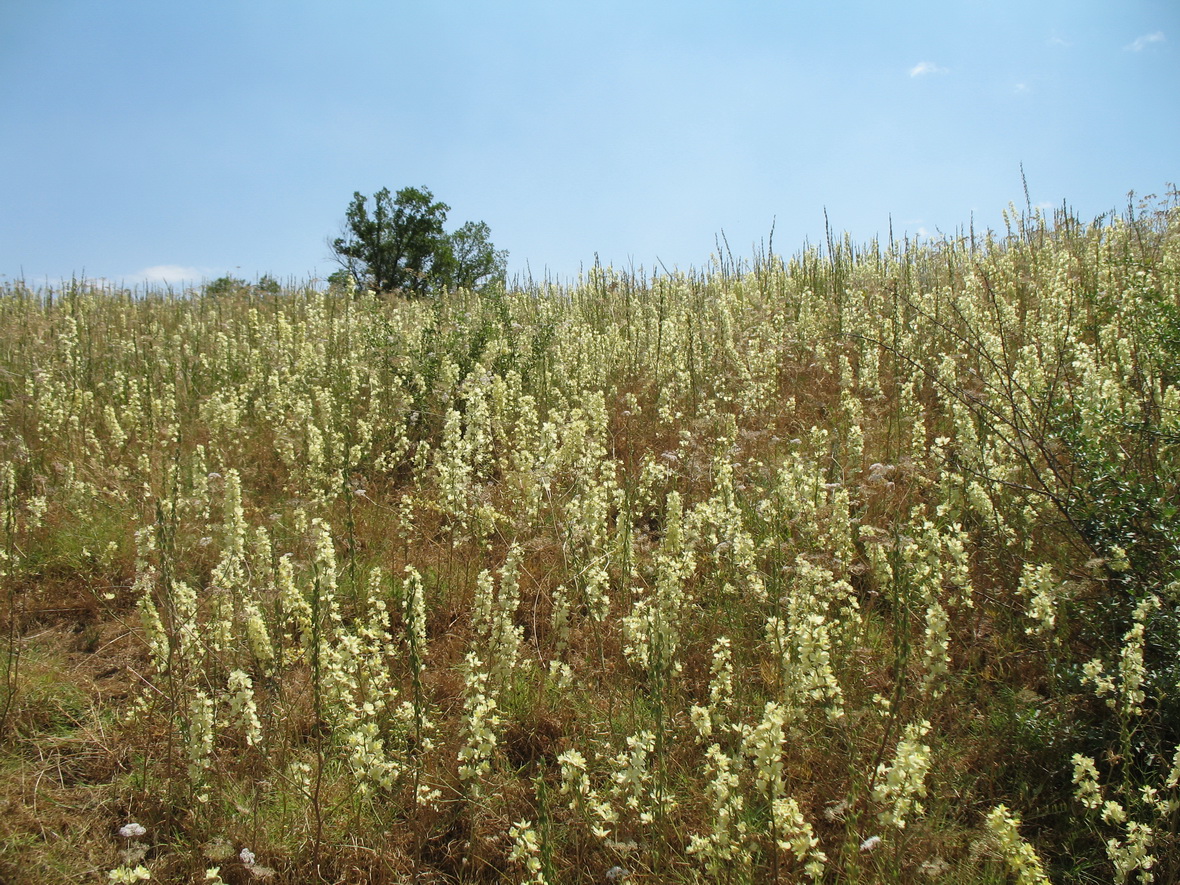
1, 194, 1178, 883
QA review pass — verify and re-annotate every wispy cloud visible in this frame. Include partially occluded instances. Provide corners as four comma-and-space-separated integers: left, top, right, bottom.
130, 265, 210, 285
1127, 31, 1165, 52
909, 61, 948, 77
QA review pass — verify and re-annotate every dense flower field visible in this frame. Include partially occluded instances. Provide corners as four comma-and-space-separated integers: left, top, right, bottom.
1, 195, 1178, 883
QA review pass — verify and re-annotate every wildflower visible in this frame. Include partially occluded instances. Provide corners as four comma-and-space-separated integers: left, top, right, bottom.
186, 690, 215, 788
558, 748, 590, 799
921, 601, 951, 696
1108, 545, 1131, 573
118, 822, 147, 839
345, 720, 399, 793
548, 660, 573, 689
1165, 745, 1180, 789
1071, 754, 1103, 809
108, 866, 151, 883
227, 669, 263, 746
772, 796, 826, 879
1102, 800, 1129, 825
860, 835, 882, 852
239, 848, 255, 866
688, 743, 749, 875
1107, 820, 1155, 884
745, 701, 787, 795
1020, 563, 1059, 636
692, 636, 735, 740
402, 565, 428, 658
243, 603, 275, 670
985, 805, 1049, 884
508, 819, 545, 884
824, 799, 850, 822
872, 720, 933, 829
457, 652, 499, 794
610, 730, 657, 821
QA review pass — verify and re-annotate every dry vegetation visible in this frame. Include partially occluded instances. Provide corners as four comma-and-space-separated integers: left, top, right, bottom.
1, 194, 1178, 883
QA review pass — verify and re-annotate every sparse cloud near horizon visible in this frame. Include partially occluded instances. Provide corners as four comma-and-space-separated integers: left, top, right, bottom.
1127, 32, 1165, 52
129, 265, 211, 285
909, 61, 948, 77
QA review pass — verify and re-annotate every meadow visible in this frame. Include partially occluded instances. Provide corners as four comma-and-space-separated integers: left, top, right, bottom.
1, 194, 1178, 883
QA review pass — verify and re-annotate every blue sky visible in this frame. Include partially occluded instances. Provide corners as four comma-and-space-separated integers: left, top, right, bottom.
1, 1, 1177, 287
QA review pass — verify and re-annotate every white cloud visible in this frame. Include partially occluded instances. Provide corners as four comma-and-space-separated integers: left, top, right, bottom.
129, 265, 210, 285
1127, 31, 1165, 52
909, 61, 947, 77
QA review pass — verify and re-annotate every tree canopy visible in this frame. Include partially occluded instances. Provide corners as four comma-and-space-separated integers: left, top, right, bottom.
330, 186, 507, 296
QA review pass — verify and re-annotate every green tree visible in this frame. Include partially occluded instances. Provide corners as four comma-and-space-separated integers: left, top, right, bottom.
205, 274, 282, 297
330, 186, 506, 296
438, 220, 508, 292
255, 274, 281, 295
205, 275, 247, 296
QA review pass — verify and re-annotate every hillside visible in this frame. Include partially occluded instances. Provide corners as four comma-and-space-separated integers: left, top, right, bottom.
1, 195, 1178, 883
